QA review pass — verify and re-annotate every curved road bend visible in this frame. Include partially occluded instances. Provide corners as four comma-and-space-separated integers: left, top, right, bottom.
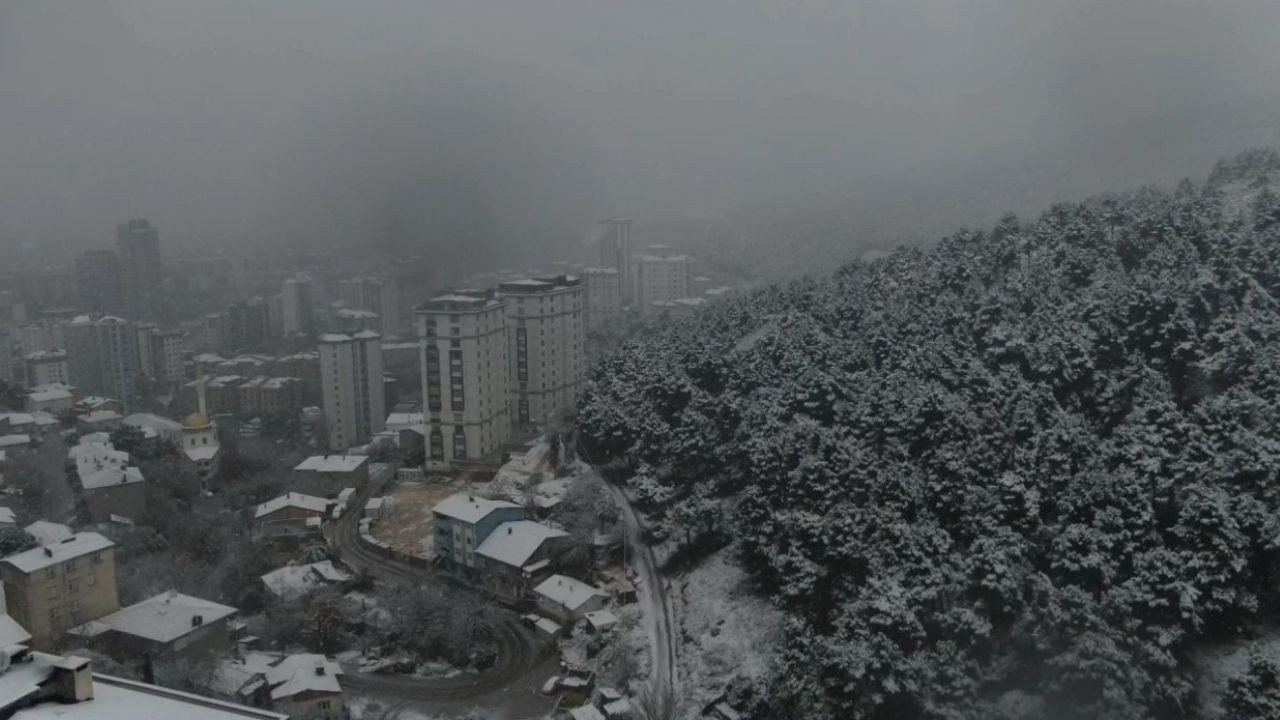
325, 470, 554, 704
599, 468, 681, 704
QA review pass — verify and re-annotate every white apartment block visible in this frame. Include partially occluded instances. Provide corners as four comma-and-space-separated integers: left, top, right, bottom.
582, 268, 621, 330
599, 218, 633, 305
416, 291, 511, 467
500, 276, 585, 429
339, 277, 400, 339
319, 331, 385, 452
62, 316, 141, 410
24, 351, 69, 387
281, 276, 314, 336
634, 251, 695, 316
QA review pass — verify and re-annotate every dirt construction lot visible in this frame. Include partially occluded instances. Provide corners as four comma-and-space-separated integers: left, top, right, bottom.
370, 480, 467, 559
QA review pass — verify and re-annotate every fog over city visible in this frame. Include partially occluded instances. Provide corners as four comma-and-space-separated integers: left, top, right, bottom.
9, 4, 1280, 720
4, 1, 1280, 272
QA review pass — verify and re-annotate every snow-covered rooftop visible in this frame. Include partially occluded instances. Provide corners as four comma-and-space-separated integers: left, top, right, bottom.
0, 507, 16, 525
432, 493, 521, 524
2, 533, 113, 574
23, 521, 72, 545
69, 591, 236, 644
8, 667, 288, 720
0, 414, 35, 427
123, 413, 182, 435
27, 387, 72, 403
260, 561, 352, 601
0, 614, 31, 649
293, 455, 367, 473
533, 575, 607, 611
475, 521, 568, 569
263, 654, 343, 699
79, 465, 144, 490
254, 493, 329, 519
0, 436, 30, 449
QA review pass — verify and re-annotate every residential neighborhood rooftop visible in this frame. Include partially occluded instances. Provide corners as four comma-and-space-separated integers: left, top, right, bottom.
294, 455, 367, 473
475, 520, 568, 569
69, 591, 237, 643
433, 493, 520, 524
534, 575, 608, 611
2, 533, 114, 574
254, 493, 330, 519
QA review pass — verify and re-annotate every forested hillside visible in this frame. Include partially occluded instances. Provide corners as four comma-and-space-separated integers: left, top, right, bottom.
579, 149, 1280, 719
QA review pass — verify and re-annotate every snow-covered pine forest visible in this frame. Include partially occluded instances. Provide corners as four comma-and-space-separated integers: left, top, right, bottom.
579, 149, 1280, 719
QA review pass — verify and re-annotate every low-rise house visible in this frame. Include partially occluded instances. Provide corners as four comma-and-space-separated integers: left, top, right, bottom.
253, 493, 331, 540
122, 413, 184, 446
291, 455, 369, 497
534, 575, 610, 625
432, 493, 524, 574
212, 652, 344, 720
67, 590, 237, 664
584, 610, 619, 634
67, 437, 145, 524
474, 520, 572, 601
0, 507, 16, 529
0, 533, 119, 649
260, 561, 353, 601
25, 384, 75, 414
0, 647, 287, 720
0, 435, 32, 453
75, 396, 121, 415
0, 414, 36, 434
75, 410, 122, 433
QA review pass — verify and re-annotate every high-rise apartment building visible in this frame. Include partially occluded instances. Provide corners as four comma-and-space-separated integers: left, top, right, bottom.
281, 276, 315, 336
635, 250, 695, 315
228, 297, 271, 349
599, 218, 633, 306
74, 250, 124, 315
500, 276, 585, 428
116, 218, 163, 321
318, 330, 385, 451
63, 315, 141, 409
416, 290, 511, 467
582, 267, 622, 330
339, 277, 400, 339
135, 324, 184, 386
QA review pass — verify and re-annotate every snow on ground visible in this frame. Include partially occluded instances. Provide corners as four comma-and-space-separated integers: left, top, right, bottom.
559, 605, 650, 696
671, 545, 783, 717
371, 480, 464, 558
731, 315, 779, 354
1193, 628, 1280, 718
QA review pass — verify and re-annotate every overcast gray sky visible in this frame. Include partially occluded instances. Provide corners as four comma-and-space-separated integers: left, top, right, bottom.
3, 0, 1280, 269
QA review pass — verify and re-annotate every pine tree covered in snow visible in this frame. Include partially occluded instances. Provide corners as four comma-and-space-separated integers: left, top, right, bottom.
579, 149, 1280, 719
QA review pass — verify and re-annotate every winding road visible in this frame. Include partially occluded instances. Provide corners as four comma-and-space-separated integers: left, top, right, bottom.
599, 465, 681, 705
324, 466, 556, 714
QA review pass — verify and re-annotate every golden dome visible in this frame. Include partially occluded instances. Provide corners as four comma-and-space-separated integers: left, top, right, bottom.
182, 412, 211, 430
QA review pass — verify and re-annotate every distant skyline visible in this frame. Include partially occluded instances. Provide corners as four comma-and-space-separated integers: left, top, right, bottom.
3, 1, 1280, 271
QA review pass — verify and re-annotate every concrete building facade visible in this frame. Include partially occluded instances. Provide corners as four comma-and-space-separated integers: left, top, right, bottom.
24, 351, 68, 388
582, 268, 622, 330
62, 316, 141, 411
634, 251, 695, 315
116, 218, 163, 322
416, 291, 511, 467
318, 331, 384, 451
598, 218, 633, 305
0, 533, 120, 649
500, 276, 585, 429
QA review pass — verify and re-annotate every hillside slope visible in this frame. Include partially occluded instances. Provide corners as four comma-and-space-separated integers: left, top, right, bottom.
579, 149, 1280, 720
